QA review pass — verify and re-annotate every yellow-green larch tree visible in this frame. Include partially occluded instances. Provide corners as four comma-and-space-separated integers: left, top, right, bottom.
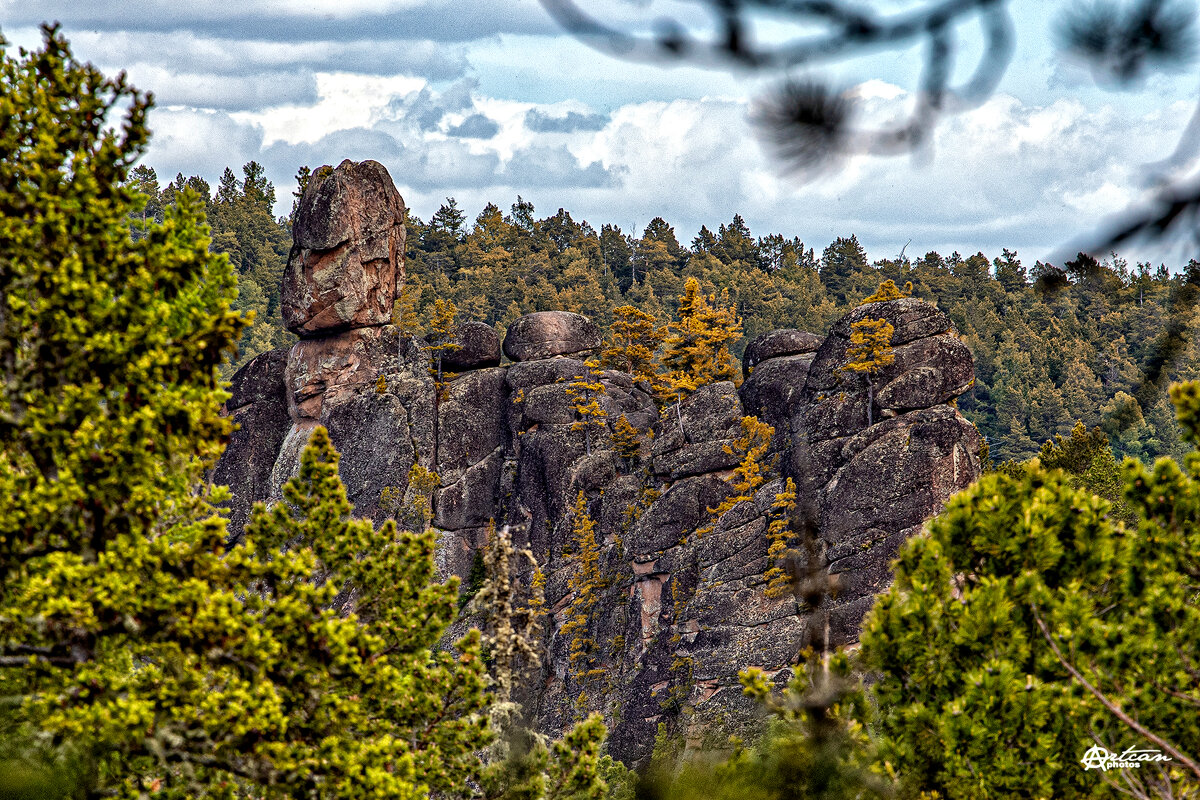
839, 317, 895, 426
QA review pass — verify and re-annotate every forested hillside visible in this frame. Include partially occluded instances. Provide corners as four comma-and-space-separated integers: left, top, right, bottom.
133, 165, 1200, 464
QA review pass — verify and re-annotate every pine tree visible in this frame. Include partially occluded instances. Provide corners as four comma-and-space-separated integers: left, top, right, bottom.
1038, 420, 1133, 522
838, 317, 895, 426
601, 304, 664, 388
468, 523, 546, 703
561, 492, 603, 686
612, 414, 645, 469
861, 278, 908, 303
699, 416, 776, 536
567, 359, 609, 456
857, 383, 1200, 798
764, 477, 798, 599
392, 280, 422, 338
426, 297, 460, 384
0, 32, 504, 796
660, 277, 743, 423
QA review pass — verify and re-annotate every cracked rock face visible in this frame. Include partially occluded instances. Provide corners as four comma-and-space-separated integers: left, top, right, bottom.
215, 171, 983, 766
282, 159, 405, 337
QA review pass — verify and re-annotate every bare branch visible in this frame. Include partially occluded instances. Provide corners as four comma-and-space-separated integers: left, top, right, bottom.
1032, 604, 1200, 783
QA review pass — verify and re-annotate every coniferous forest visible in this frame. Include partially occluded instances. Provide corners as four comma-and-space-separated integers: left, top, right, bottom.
142, 160, 1200, 465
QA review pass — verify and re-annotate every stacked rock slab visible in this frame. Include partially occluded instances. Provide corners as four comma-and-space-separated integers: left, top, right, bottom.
271, 160, 431, 529
212, 161, 981, 766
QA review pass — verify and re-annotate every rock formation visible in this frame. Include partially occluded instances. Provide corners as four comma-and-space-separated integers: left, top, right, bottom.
214, 160, 981, 764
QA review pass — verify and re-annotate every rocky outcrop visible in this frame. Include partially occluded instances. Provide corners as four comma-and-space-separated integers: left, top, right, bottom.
213, 166, 982, 766
444, 321, 502, 371
502, 310, 601, 362
742, 328, 823, 374
282, 159, 405, 337
213, 347, 291, 541
791, 297, 978, 644
739, 329, 823, 456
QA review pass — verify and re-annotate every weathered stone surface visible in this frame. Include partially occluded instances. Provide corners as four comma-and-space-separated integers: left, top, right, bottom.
324, 389, 419, 523
651, 382, 743, 477
282, 159, 405, 337
570, 449, 619, 493
284, 326, 395, 420
268, 331, 435, 516
443, 321, 502, 371
738, 353, 814, 454
213, 348, 291, 541
517, 424, 588, 563
742, 329, 823, 376
628, 474, 734, 554
436, 526, 490, 584
503, 311, 601, 362
829, 296, 954, 346
524, 383, 577, 425
601, 372, 659, 432
434, 448, 504, 530
796, 301, 974, 444
779, 298, 982, 648
225, 346, 290, 411
223, 275, 984, 768
437, 367, 508, 485
875, 335, 974, 411
820, 406, 980, 544
506, 357, 586, 392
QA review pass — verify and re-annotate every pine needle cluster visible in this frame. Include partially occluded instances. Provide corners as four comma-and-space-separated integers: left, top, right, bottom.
567, 359, 609, 456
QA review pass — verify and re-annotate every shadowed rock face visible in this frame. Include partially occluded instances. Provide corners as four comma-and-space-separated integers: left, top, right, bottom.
282, 159, 405, 337
213, 348, 290, 542
214, 168, 981, 766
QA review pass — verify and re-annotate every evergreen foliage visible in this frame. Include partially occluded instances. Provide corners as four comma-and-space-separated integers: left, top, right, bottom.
561, 492, 603, 687
857, 383, 1200, 798
701, 416, 776, 535
839, 318, 896, 426
0, 32, 526, 797
567, 359, 609, 456
611, 414, 645, 470
660, 277, 742, 412
426, 298, 460, 384
1037, 420, 1133, 522
105, 151, 1200, 466
600, 305, 664, 390
861, 279, 909, 303
392, 281, 422, 339
764, 478, 798, 599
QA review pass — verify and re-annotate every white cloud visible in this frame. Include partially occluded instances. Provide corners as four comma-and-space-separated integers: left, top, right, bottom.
232, 73, 427, 146
21, 3, 1184, 268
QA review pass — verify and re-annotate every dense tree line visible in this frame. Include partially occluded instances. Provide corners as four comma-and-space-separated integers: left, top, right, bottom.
128, 162, 1200, 465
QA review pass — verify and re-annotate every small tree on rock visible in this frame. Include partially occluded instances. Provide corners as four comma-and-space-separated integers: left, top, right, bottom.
660, 277, 742, 431
426, 297, 460, 384
601, 304, 665, 390
567, 359, 609, 456
561, 492, 604, 687
861, 278, 910, 303
838, 317, 895, 426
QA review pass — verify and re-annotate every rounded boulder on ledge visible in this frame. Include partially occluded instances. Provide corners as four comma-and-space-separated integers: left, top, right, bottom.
502, 311, 601, 362
442, 321, 502, 371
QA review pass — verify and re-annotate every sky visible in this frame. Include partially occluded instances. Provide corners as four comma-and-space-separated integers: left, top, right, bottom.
4, 0, 1199, 267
